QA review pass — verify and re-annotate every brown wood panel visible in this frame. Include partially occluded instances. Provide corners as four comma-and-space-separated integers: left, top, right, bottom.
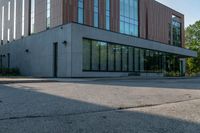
51, 0, 63, 28
84, 0, 93, 26
139, 0, 185, 47
110, 0, 119, 32
63, 0, 68, 24
72, 0, 78, 22
35, 0, 46, 33
99, 0, 105, 29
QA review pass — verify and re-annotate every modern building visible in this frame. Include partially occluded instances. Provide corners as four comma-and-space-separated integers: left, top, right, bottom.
0, 0, 197, 77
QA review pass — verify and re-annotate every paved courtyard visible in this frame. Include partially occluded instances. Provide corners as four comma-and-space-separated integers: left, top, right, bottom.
0, 77, 200, 133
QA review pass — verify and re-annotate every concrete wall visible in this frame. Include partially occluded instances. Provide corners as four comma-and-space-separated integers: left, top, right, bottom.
0, 23, 196, 77
0, 24, 72, 77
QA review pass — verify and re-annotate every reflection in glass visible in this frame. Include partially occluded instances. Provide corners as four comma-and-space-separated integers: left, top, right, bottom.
108, 44, 115, 71
82, 39, 181, 75
92, 41, 100, 70
100, 42, 107, 71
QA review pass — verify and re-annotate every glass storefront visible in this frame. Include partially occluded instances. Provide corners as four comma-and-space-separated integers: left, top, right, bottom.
83, 38, 182, 74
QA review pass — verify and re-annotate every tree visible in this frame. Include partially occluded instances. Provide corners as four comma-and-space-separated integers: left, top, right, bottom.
185, 20, 200, 75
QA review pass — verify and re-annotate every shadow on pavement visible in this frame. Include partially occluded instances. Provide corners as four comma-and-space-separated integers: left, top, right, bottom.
0, 83, 199, 133
68, 77, 200, 90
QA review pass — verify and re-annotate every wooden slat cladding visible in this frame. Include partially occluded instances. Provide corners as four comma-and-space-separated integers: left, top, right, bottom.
139, 0, 185, 47
99, 0, 106, 29
110, 0, 119, 32
63, 0, 78, 24
51, 0, 63, 28
84, 0, 93, 26
35, 0, 46, 33
63, 0, 68, 23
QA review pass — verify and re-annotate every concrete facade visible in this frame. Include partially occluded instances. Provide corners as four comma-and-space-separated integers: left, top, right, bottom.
0, 23, 197, 77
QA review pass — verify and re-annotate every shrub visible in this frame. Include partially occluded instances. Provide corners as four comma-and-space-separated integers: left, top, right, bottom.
0, 68, 20, 76
165, 71, 181, 77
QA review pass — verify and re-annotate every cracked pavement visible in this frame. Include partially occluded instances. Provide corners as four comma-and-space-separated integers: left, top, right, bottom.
0, 77, 200, 133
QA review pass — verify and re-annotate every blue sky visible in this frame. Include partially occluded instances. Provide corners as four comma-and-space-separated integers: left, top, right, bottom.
156, 0, 200, 27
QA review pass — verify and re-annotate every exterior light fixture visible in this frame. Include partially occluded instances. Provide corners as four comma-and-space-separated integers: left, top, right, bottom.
25, 49, 29, 53
63, 41, 67, 46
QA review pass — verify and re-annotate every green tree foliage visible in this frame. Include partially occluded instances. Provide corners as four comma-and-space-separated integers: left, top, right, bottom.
185, 21, 200, 75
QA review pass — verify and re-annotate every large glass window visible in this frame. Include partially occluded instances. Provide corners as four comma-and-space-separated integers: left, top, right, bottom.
91, 40, 100, 70
172, 15, 181, 47
122, 46, 128, 71
94, 0, 99, 27
22, 0, 25, 36
7, 29, 10, 42
82, 38, 181, 74
13, 0, 16, 39
8, 1, 11, 21
134, 48, 140, 72
30, 0, 35, 34
120, 0, 138, 36
47, 0, 51, 28
106, 0, 110, 30
100, 42, 107, 71
140, 49, 144, 72
128, 47, 134, 72
1, 6, 4, 41
115, 45, 122, 71
78, 0, 84, 24
83, 39, 91, 71
108, 44, 115, 71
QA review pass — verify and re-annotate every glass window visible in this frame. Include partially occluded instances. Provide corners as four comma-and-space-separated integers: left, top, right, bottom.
108, 44, 115, 71
115, 45, 122, 71
172, 15, 181, 47
172, 20, 181, 47
134, 48, 140, 72
91, 41, 100, 71
8, 1, 11, 21
106, 0, 110, 30
140, 49, 144, 72
13, 0, 16, 39
1, 6, 4, 41
168, 23, 171, 44
22, 0, 25, 36
128, 47, 134, 72
100, 42, 107, 71
120, 0, 138, 36
47, 0, 51, 28
159, 52, 163, 72
78, 0, 84, 24
83, 39, 91, 71
122, 46, 128, 71
82, 38, 181, 74
7, 29, 10, 42
31, 0, 35, 34
144, 50, 149, 72
94, 0, 99, 27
